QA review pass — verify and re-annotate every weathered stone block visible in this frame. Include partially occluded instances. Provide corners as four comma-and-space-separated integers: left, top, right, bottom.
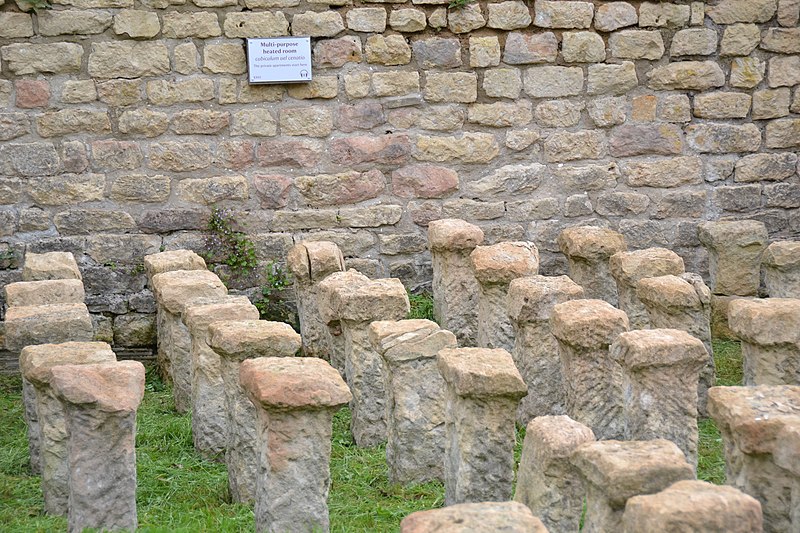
524, 66, 583, 97
1, 43, 83, 75
88, 42, 169, 78
610, 30, 664, 60
533, 0, 593, 28
543, 130, 605, 163
291, 11, 344, 37
698, 220, 768, 296
503, 31, 558, 64
38, 10, 112, 36
594, 2, 637, 31
686, 123, 762, 153
647, 61, 725, 91
223, 11, 288, 37
401, 502, 547, 533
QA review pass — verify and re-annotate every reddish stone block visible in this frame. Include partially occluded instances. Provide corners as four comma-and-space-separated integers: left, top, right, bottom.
253, 174, 292, 209
15, 79, 50, 109
392, 165, 460, 199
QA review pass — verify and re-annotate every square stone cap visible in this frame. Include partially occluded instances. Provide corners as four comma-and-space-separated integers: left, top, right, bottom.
763, 240, 800, 270
183, 296, 259, 333
508, 275, 585, 322
325, 276, 410, 323
551, 299, 630, 349
240, 356, 352, 410
636, 274, 706, 311
623, 480, 763, 531
286, 240, 345, 283
369, 319, 457, 363
400, 501, 547, 533
610, 329, 709, 371
697, 220, 768, 248
22, 251, 81, 281
4, 279, 85, 308
20, 341, 116, 388
525, 415, 595, 460
317, 269, 371, 324
570, 439, 694, 506
437, 347, 527, 399
609, 247, 685, 285
209, 320, 301, 361
151, 269, 227, 315
773, 419, 800, 476
557, 225, 627, 261
144, 249, 206, 282
427, 218, 484, 252
728, 297, 800, 345
707, 385, 800, 455
49, 360, 145, 413
470, 242, 540, 284
5, 302, 91, 325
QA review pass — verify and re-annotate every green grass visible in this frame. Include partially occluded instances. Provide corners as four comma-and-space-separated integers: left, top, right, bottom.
407, 290, 436, 322
0, 339, 743, 531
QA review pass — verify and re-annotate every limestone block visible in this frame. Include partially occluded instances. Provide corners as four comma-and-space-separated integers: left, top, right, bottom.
240, 357, 351, 533
514, 415, 595, 533
609, 248, 684, 329
523, 66, 583, 98
203, 43, 246, 75
0, 12, 33, 37
1, 43, 83, 75
647, 61, 725, 91
610, 30, 664, 60
471, 242, 538, 352
413, 37, 461, 68
752, 88, 791, 120
88, 42, 169, 78
670, 28, 717, 57
533, 0, 593, 28
686, 123, 762, 153
639, 1, 690, 27
369, 320, 457, 484
508, 276, 584, 424
401, 502, 547, 533
766, 118, 800, 148
114, 9, 160, 38
37, 10, 112, 36
49, 361, 143, 533
287, 241, 345, 360
773, 420, 800, 528
291, 11, 344, 37
558, 226, 627, 305
428, 219, 484, 347
424, 72, 477, 103
223, 12, 289, 38
611, 330, 708, 467
572, 439, 695, 533
5, 304, 93, 353
143, 249, 206, 285
694, 92, 752, 119
764, 241, 800, 298
148, 79, 214, 106
318, 275, 409, 447
438, 347, 527, 505
468, 36, 501, 68
778, 0, 800, 26
587, 62, 638, 95
594, 2, 637, 31
637, 274, 715, 415
4, 279, 85, 308
20, 342, 116, 516
708, 385, 800, 532
448, 3, 485, 33
184, 296, 259, 458
23, 251, 81, 281
728, 298, 800, 386
720, 24, 761, 56
151, 269, 227, 411
707, 0, 778, 24
317, 270, 368, 375
552, 299, 629, 439
697, 220, 768, 296
622, 480, 763, 533
488, 1, 531, 30
503, 31, 557, 64
389, 9, 426, 32
209, 320, 301, 503
730, 57, 766, 88
562, 31, 605, 63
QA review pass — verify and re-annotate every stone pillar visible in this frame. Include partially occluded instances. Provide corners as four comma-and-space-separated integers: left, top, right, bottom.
514, 415, 595, 533
240, 357, 351, 533
286, 240, 345, 360
427, 218, 484, 347
4, 303, 94, 353
19, 342, 116, 516
49, 360, 144, 533
183, 295, 259, 459
552, 299, 629, 440
320, 274, 409, 447
610, 329, 709, 468
208, 319, 302, 504
143, 249, 207, 284
773, 420, 800, 531
317, 269, 370, 375
763, 241, 800, 298
697, 220, 768, 296
507, 275, 584, 424
4, 279, 85, 308
707, 385, 800, 533
470, 241, 539, 352
22, 251, 82, 281
609, 247, 685, 329
400, 501, 548, 533
622, 480, 764, 533
151, 269, 227, 412
437, 347, 527, 505
728, 298, 800, 386
571, 439, 695, 533
637, 273, 716, 415
368, 319, 457, 484
557, 225, 627, 306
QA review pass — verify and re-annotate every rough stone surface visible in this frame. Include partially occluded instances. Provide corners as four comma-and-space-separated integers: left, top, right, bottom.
763, 241, 800, 298
552, 299, 629, 440
558, 226, 627, 305
4, 279, 85, 308
697, 220, 769, 296
22, 252, 81, 281
437, 347, 527, 505
5, 303, 94, 353
514, 415, 595, 533
240, 357, 351, 533
369, 319, 457, 484
400, 502, 547, 533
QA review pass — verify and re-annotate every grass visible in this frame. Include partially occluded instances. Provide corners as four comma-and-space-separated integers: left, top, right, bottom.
0, 338, 743, 531
407, 290, 436, 322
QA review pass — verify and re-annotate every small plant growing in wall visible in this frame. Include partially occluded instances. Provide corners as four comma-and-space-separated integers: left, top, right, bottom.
15, 0, 51, 12
448, 0, 475, 10
203, 207, 258, 280
254, 261, 298, 329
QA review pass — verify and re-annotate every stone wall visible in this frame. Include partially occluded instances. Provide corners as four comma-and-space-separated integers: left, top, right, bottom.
0, 0, 798, 349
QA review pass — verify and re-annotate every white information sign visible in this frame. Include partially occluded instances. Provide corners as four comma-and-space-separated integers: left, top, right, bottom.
247, 37, 312, 84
